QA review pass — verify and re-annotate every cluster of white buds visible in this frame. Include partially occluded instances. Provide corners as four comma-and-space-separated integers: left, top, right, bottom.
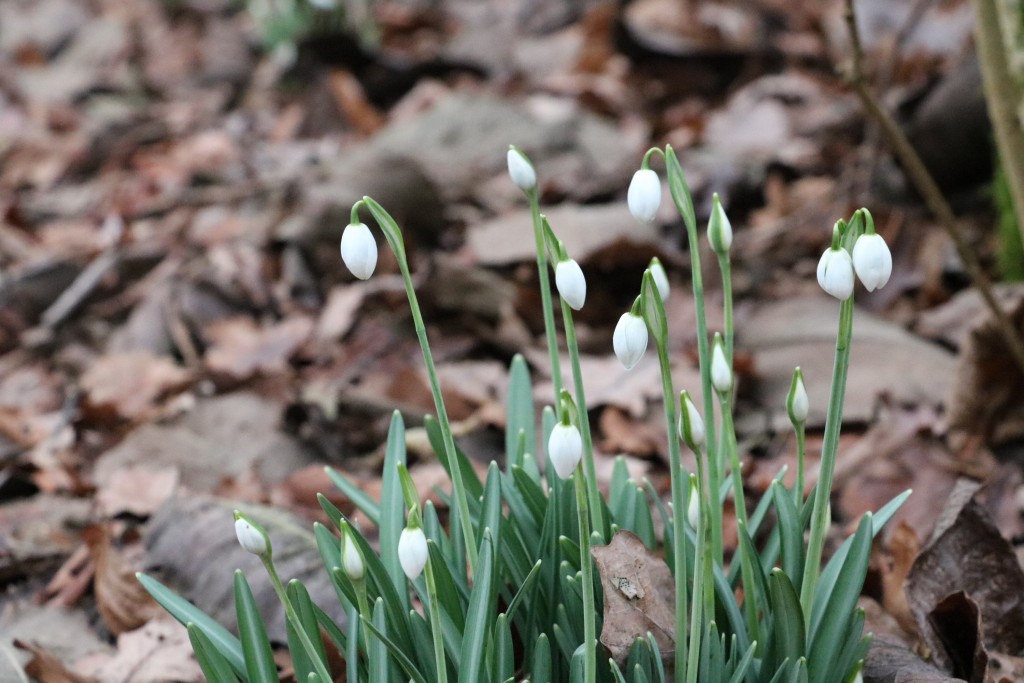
555, 258, 587, 310
398, 525, 429, 580
817, 213, 892, 300
340, 222, 377, 280
627, 168, 662, 223
548, 421, 583, 479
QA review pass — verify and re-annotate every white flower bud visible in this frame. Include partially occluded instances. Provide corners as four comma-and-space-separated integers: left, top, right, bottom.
234, 515, 269, 557
686, 477, 700, 530
341, 532, 364, 581
398, 526, 428, 580
627, 169, 662, 223
787, 368, 808, 425
816, 247, 855, 301
613, 312, 648, 370
678, 391, 705, 450
711, 340, 732, 394
649, 258, 670, 302
852, 232, 892, 292
340, 222, 377, 280
708, 195, 733, 254
555, 259, 586, 310
547, 422, 583, 479
507, 147, 536, 191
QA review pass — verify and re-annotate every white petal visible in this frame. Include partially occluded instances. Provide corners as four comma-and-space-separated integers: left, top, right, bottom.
547, 423, 583, 479
340, 222, 377, 280
708, 199, 733, 253
627, 169, 662, 223
555, 259, 587, 310
235, 518, 268, 556
507, 148, 537, 191
679, 394, 705, 448
817, 248, 854, 300
649, 260, 670, 302
789, 375, 809, 423
687, 480, 700, 530
852, 233, 892, 292
398, 527, 428, 580
342, 536, 365, 580
613, 313, 648, 370
711, 342, 732, 393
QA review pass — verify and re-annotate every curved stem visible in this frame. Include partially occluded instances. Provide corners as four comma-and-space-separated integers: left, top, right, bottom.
262, 559, 334, 683
423, 553, 449, 683
560, 299, 606, 538
799, 297, 855, 618
573, 470, 597, 683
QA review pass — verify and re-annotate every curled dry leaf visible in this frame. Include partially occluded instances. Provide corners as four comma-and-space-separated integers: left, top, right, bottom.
82, 525, 162, 636
80, 351, 192, 422
204, 315, 314, 380
591, 530, 675, 665
863, 634, 961, 683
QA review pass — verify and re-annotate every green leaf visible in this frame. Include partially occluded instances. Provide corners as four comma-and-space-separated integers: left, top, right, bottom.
426, 540, 467, 631
640, 271, 668, 346
830, 609, 867, 683
324, 470, 381, 527
506, 354, 535, 471
188, 623, 240, 683
233, 571, 278, 683
425, 415, 485, 500
345, 602, 359, 683
531, 633, 552, 683
479, 462, 504, 558
362, 196, 408, 263
285, 581, 328, 683
763, 569, 806, 678
137, 573, 246, 680
367, 598, 391, 683
380, 411, 410, 613
736, 523, 769, 630
459, 529, 497, 683
312, 604, 347, 655
664, 145, 696, 233
504, 560, 542, 623
725, 640, 757, 683
772, 481, 804, 589
490, 614, 514, 683
510, 466, 547, 526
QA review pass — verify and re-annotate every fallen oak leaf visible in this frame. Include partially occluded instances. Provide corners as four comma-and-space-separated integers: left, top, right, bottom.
591, 530, 675, 665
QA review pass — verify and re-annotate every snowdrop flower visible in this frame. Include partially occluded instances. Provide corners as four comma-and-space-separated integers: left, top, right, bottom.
816, 247, 854, 301
627, 169, 662, 223
852, 232, 892, 292
711, 336, 732, 394
708, 193, 733, 255
649, 257, 670, 302
398, 526, 429, 580
341, 529, 365, 581
234, 512, 269, 557
686, 476, 700, 530
787, 367, 808, 425
555, 259, 586, 310
677, 390, 705, 451
548, 422, 583, 479
613, 311, 648, 370
507, 146, 536, 191
340, 222, 377, 280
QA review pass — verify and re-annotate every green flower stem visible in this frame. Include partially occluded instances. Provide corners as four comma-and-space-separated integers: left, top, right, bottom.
685, 451, 711, 683
666, 146, 721, 565
559, 298, 606, 538
653, 339, 688, 683
358, 198, 479, 573
799, 296, 855, 618
573, 469, 597, 683
717, 253, 735, 401
423, 553, 449, 683
794, 424, 806, 507
720, 393, 759, 644
261, 558, 333, 683
529, 188, 564, 404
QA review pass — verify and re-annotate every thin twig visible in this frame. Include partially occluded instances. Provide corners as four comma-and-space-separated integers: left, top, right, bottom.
841, 0, 1024, 376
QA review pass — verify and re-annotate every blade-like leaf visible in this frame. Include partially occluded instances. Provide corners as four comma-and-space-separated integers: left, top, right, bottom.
459, 529, 497, 683
233, 571, 278, 683
188, 623, 240, 683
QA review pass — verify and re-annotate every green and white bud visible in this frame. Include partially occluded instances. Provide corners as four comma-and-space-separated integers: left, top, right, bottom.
555, 258, 586, 310
711, 335, 732, 394
613, 311, 648, 370
649, 257, 670, 302
627, 169, 662, 223
507, 146, 536, 191
816, 246, 854, 301
233, 511, 270, 558
678, 390, 705, 451
341, 527, 365, 581
548, 422, 583, 479
708, 193, 733, 254
340, 222, 377, 280
398, 526, 428, 580
787, 367, 808, 425
686, 475, 700, 530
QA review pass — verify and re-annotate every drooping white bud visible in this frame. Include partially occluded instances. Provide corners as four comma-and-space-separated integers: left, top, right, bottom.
613, 312, 648, 370
686, 477, 700, 530
816, 247, 854, 301
507, 147, 536, 191
678, 391, 705, 451
234, 513, 269, 557
340, 222, 377, 280
627, 169, 662, 223
398, 526, 428, 580
787, 367, 809, 425
341, 531, 365, 581
711, 338, 732, 394
555, 259, 586, 310
708, 194, 733, 254
649, 257, 670, 302
852, 232, 892, 292
547, 422, 583, 479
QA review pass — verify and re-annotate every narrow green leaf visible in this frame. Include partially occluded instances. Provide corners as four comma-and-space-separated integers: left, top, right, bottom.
772, 481, 804, 589
381, 412, 410, 613
506, 354, 535, 471
763, 569, 806, 678
510, 466, 547, 525
325, 469, 381, 527
505, 560, 543, 623
367, 598, 390, 683
479, 462, 504, 558
137, 573, 246, 679
311, 604, 347, 655
490, 614, 514, 683
285, 581, 328, 683
425, 415, 484, 500
664, 145, 696, 233
459, 529, 497, 683
233, 571, 278, 683
532, 633, 552, 683
426, 540, 467, 631
345, 602, 359, 683
188, 623, 240, 683
725, 640, 758, 683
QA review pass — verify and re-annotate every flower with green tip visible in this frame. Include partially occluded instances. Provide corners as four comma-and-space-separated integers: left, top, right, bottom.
613, 311, 648, 370
548, 422, 583, 479
678, 390, 705, 451
852, 232, 892, 292
649, 257, 670, 302
787, 367, 808, 425
507, 146, 536, 191
341, 528, 364, 581
816, 246, 854, 301
711, 337, 732, 394
686, 476, 700, 530
627, 169, 662, 223
340, 222, 377, 280
555, 258, 586, 310
233, 512, 269, 558
398, 526, 428, 580
708, 194, 733, 254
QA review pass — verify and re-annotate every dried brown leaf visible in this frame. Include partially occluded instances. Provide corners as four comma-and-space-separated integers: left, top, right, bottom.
80, 351, 192, 421
863, 634, 961, 683
204, 315, 313, 380
83, 525, 161, 636
591, 530, 675, 665
95, 465, 179, 518
74, 619, 202, 683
